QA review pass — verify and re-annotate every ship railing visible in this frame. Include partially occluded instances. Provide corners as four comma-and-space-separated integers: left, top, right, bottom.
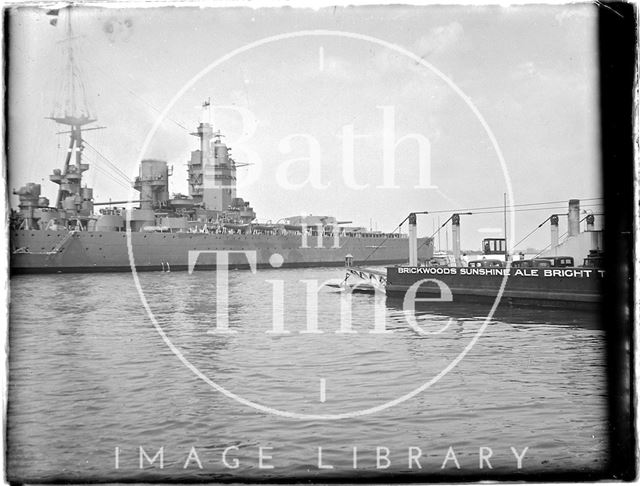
345, 266, 387, 287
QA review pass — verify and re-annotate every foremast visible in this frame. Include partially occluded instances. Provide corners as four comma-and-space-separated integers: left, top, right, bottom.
46, 7, 96, 220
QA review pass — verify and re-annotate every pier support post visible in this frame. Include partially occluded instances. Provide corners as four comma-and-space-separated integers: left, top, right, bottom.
344, 254, 353, 268
550, 214, 559, 248
408, 213, 417, 266
568, 199, 580, 237
452, 213, 461, 267
585, 214, 599, 250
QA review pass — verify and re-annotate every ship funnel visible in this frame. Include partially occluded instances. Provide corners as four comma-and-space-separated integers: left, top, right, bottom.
408, 213, 417, 266
550, 214, 559, 247
568, 199, 580, 237
451, 213, 461, 267
134, 159, 169, 210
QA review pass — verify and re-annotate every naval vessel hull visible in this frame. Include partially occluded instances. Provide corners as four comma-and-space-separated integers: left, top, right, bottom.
11, 230, 432, 274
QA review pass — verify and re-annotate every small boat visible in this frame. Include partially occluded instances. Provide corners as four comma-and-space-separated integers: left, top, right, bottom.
385, 200, 604, 309
335, 200, 605, 309
325, 279, 380, 294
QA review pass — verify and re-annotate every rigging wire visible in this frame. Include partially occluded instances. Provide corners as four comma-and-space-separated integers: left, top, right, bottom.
361, 197, 604, 264
532, 214, 602, 258
93, 165, 130, 189
533, 231, 569, 259
462, 203, 603, 216
82, 152, 131, 191
415, 201, 604, 253
83, 143, 130, 183
87, 155, 132, 188
424, 197, 604, 215
91, 168, 130, 193
361, 211, 431, 264
512, 216, 552, 250
81, 150, 130, 187
82, 56, 191, 134
88, 169, 124, 189
511, 212, 603, 250
82, 140, 132, 185
360, 221, 406, 265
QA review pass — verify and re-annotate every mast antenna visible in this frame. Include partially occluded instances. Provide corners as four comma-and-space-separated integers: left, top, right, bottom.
201, 97, 213, 126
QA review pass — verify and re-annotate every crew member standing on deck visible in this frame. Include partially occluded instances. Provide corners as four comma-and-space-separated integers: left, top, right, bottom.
461, 253, 470, 267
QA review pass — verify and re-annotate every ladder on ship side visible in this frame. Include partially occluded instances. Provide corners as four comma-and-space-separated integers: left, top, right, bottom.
50, 230, 77, 253
13, 230, 78, 255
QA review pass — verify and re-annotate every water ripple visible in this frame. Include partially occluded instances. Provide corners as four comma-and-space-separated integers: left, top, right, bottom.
8, 270, 608, 481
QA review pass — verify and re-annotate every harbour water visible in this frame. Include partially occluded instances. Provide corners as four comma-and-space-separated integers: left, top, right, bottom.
8, 268, 609, 481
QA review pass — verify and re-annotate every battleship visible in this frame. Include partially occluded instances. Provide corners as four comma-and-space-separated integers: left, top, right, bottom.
9, 12, 432, 275
10, 126, 432, 274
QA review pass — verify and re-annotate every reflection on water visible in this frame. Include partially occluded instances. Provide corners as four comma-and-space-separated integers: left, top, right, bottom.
9, 268, 609, 481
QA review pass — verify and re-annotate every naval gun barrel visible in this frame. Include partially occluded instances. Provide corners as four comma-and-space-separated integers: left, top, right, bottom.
93, 200, 152, 206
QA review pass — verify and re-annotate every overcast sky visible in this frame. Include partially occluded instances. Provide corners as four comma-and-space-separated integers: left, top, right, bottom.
7, 4, 602, 250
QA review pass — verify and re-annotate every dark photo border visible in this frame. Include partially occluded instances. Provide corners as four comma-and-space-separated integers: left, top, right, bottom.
3, 1, 637, 483
600, 1, 636, 481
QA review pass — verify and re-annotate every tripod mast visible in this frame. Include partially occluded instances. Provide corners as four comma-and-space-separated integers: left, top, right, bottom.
46, 7, 96, 210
